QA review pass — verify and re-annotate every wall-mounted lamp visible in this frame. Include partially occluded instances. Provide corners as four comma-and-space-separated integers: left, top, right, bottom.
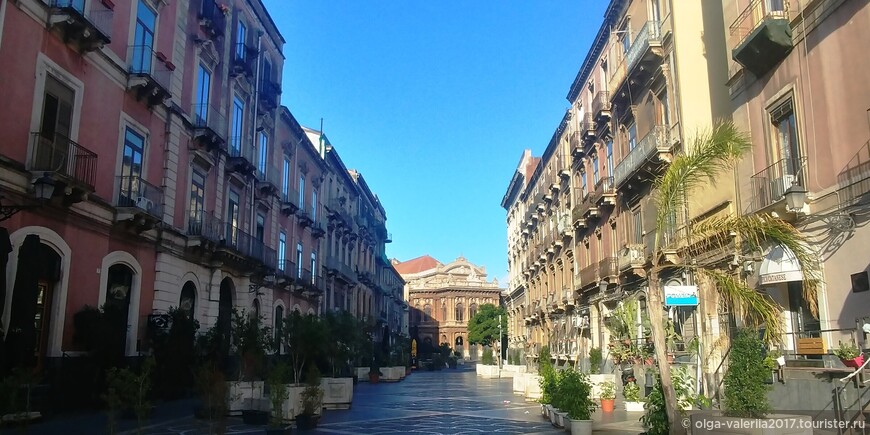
599, 280, 609, 293
0, 173, 55, 222
784, 183, 808, 213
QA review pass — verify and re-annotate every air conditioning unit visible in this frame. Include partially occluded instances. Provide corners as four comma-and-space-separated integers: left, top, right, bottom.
136, 196, 154, 212
770, 174, 795, 200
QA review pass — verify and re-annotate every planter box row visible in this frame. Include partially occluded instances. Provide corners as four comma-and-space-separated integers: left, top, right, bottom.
227, 378, 352, 418
355, 366, 408, 382
542, 403, 592, 435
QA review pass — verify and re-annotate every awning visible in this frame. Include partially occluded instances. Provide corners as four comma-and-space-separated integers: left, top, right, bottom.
759, 244, 803, 285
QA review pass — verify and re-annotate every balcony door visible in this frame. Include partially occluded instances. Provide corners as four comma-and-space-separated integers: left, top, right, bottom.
132, 0, 156, 73
772, 100, 802, 181
37, 76, 74, 171
120, 128, 145, 207
188, 169, 206, 235
226, 190, 240, 247
231, 96, 244, 156
195, 64, 211, 125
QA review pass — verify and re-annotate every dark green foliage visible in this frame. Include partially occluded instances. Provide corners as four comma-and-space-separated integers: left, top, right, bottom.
589, 347, 602, 374
724, 329, 771, 418
538, 348, 556, 405
231, 309, 272, 381
538, 345, 551, 372
268, 362, 291, 426
467, 304, 507, 346
152, 308, 199, 399
481, 347, 494, 365
558, 369, 595, 420
281, 311, 325, 383
640, 376, 670, 435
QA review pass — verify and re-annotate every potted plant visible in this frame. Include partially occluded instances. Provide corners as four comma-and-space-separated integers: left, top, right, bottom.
265, 362, 291, 434
599, 380, 616, 413
368, 354, 382, 383
834, 341, 864, 368
538, 356, 557, 421
295, 368, 323, 431
194, 362, 230, 434
104, 357, 155, 434
560, 369, 595, 435
623, 381, 644, 412
588, 347, 602, 374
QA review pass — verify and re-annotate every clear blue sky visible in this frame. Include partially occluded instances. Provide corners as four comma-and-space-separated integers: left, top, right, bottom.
264, 1, 608, 283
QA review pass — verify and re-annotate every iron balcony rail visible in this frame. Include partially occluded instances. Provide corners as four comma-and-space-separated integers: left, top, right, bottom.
598, 257, 618, 281
28, 132, 97, 189
593, 176, 615, 201
579, 262, 598, 289
298, 267, 323, 291
259, 79, 281, 109
281, 185, 299, 207
327, 198, 353, 224
228, 134, 255, 162
49, 0, 113, 39
248, 237, 277, 270
255, 163, 280, 187
625, 21, 661, 75
186, 209, 223, 242
115, 175, 163, 217
729, 0, 789, 43
838, 139, 870, 206
198, 0, 227, 38
582, 113, 596, 137
613, 125, 669, 188
276, 260, 296, 278
192, 103, 227, 140
222, 223, 274, 267
618, 243, 647, 270
748, 156, 806, 213
232, 42, 258, 75
128, 45, 173, 90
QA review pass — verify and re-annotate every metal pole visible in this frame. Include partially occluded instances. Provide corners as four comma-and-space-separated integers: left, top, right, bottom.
499, 314, 503, 370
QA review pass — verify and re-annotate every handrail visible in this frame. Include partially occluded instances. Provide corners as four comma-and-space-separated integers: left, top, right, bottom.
839, 351, 870, 384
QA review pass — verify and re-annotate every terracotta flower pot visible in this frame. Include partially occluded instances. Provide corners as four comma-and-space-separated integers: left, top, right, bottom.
600, 398, 615, 413
369, 372, 380, 383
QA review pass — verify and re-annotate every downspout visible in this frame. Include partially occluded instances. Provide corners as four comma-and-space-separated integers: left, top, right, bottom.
249, 32, 262, 250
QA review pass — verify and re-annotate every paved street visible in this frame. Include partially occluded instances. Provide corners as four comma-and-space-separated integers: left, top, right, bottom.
10, 365, 644, 435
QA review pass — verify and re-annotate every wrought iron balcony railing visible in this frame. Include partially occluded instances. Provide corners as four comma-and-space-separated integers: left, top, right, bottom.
613, 125, 670, 188
192, 103, 227, 145
128, 45, 173, 105
115, 175, 163, 217
198, 0, 227, 39
748, 157, 806, 213
47, 0, 112, 50
186, 209, 223, 242
28, 132, 97, 189
838, 139, 870, 207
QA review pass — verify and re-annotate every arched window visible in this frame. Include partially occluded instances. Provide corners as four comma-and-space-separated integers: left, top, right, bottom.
105, 264, 134, 357
469, 303, 478, 320
252, 299, 261, 319
441, 303, 447, 321
423, 304, 431, 320
455, 303, 464, 322
180, 281, 196, 319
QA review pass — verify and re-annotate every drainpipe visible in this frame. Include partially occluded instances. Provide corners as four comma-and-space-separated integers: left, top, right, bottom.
249, 32, 263, 254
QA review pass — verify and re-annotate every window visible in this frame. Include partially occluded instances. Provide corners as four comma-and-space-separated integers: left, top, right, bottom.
180, 282, 196, 319
262, 58, 272, 83
312, 189, 317, 222
132, 1, 156, 73
660, 90, 670, 127
227, 190, 240, 245
189, 169, 206, 232
278, 232, 286, 271
296, 243, 303, 278
120, 128, 145, 206
627, 122, 638, 151
310, 252, 317, 285
592, 154, 599, 184
771, 99, 801, 178
633, 209, 642, 244
39, 75, 74, 141
231, 96, 244, 155
256, 213, 265, 242
606, 139, 614, 177
235, 20, 247, 60
423, 304, 431, 320
274, 305, 283, 350
620, 23, 630, 55
257, 132, 268, 175
441, 303, 447, 322
469, 303, 478, 319
195, 65, 210, 124
298, 175, 305, 208
581, 171, 587, 196
282, 158, 290, 199
455, 303, 464, 322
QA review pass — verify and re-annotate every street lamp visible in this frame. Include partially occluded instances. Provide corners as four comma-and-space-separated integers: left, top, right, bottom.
0, 173, 55, 222
784, 183, 808, 213
599, 279, 609, 293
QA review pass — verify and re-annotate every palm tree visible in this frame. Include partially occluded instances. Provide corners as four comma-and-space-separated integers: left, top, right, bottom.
645, 121, 820, 431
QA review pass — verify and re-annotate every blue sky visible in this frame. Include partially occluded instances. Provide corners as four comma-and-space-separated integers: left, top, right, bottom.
265, 1, 608, 283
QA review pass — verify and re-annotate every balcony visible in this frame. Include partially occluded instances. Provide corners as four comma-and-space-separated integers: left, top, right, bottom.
198, 0, 227, 40
617, 243, 647, 275
276, 260, 296, 283
186, 210, 223, 250
578, 263, 598, 291
310, 220, 326, 238
562, 289, 575, 309
47, 0, 112, 52
294, 267, 323, 297
127, 46, 173, 108
217, 223, 274, 270
192, 104, 227, 151
385, 232, 393, 243
227, 137, 256, 175
598, 257, 618, 282
730, 0, 792, 77
571, 201, 588, 230
570, 131, 583, 160
609, 21, 663, 107
231, 42, 258, 79
612, 126, 671, 190
582, 114, 596, 144
325, 255, 357, 284
258, 79, 281, 113
576, 191, 598, 223
255, 164, 280, 197
747, 157, 806, 214
28, 132, 97, 203
114, 176, 163, 231
592, 176, 617, 206
296, 206, 313, 228
280, 187, 299, 215
592, 91, 611, 126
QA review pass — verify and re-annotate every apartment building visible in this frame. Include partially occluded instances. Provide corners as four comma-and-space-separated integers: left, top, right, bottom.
0, 0, 401, 375
724, 0, 870, 350
503, 0, 731, 365
397, 255, 503, 358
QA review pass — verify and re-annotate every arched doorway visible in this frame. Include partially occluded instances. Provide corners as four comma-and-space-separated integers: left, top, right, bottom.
104, 264, 134, 359
218, 278, 234, 356
179, 281, 196, 319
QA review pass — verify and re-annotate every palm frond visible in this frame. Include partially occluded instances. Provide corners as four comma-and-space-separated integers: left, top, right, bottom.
692, 214, 821, 317
695, 268, 785, 344
654, 121, 751, 250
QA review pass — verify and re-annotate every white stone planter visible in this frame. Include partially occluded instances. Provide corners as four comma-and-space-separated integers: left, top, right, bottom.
624, 401, 645, 412
554, 410, 567, 428
320, 377, 353, 410
227, 381, 264, 415
570, 419, 592, 435
512, 373, 526, 395
354, 367, 370, 381
689, 413, 812, 435
381, 366, 402, 382
477, 364, 501, 379
498, 369, 516, 378
588, 374, 616, 399
393, 366, 406, 379
283, 384, 323, 419
524, 374, 542, 401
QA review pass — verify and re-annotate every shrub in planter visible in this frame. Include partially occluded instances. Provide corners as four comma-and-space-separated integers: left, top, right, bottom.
589, 347, 602, 374
538, 359, 557, 406
194, 363, 229, 434
724, 329, 771, 418
104, 357, 155, 435
267, 362, 291, 430
641, 365, 703, 435
296, 367, 323, 431
623, 381, 645, 412
599, 380, 616, 413
559, 369, 595, 435
834, 341, 864, 369
481, 347, 494, 365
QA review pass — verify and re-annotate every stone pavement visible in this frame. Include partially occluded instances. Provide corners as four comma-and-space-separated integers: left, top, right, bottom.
8, 366, 645, 434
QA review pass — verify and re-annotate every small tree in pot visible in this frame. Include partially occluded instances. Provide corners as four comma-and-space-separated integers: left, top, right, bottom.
295, 366, 323, 431
560, 369, 596, 435
599, 380, 616, 413
266, 362, 291, 434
